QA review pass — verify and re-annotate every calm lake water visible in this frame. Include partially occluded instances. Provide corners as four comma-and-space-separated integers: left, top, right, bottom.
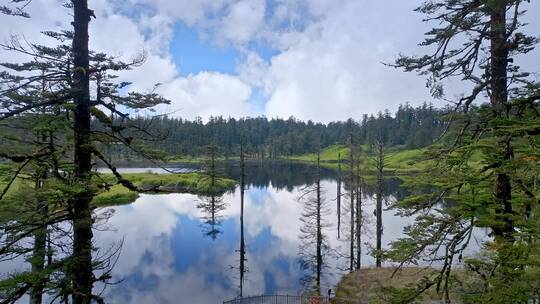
90, 161, 409, 303
78, 161, 484, 303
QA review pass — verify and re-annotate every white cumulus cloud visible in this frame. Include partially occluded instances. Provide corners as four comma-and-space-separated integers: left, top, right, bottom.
156, 72, 255, 120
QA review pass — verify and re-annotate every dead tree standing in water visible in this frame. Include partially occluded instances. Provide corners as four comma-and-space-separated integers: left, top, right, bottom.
348, 137, 355, 272
298, 151, 330, 294
375, 140, 384, 268
238, 141, 247, 297
355, 158, 362, 270
336, 153, 342, 240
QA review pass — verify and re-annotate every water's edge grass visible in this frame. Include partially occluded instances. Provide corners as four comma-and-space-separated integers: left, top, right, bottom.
285, 144, 431, 177
335, 267, 468, 303
0, 165, 237, 209
92, 172, 237, 207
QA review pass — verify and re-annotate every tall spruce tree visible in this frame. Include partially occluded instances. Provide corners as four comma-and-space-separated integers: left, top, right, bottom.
0, 1, 169, 302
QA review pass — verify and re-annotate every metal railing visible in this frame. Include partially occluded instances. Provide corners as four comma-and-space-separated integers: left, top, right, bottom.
223, 295, 364, 304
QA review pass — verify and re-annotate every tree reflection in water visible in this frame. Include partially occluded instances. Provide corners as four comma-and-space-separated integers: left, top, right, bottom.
197, 194, 227, 240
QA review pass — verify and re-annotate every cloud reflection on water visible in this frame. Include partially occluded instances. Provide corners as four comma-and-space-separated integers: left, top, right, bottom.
95, 178, 424, 303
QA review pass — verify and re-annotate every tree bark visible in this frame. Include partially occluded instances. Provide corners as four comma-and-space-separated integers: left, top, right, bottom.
30, 181, 47, 304
489, 0, 513, 240
72, 1, 94, 303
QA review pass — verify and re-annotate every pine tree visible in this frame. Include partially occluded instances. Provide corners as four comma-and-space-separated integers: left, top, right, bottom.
0, 2, 169, 302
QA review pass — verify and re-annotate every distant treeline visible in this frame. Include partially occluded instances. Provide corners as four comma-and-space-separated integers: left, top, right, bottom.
109, 102, 447, 159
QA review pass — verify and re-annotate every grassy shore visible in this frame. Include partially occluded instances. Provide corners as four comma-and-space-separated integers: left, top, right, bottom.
287, 145, 432, 175
93, 172, 237, 207
336, 267, 466, 303
1, 165, 236, 208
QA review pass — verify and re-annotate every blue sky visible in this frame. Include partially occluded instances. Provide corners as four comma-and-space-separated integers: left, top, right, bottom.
170, 23, 239, 75
169, 22, 279, 76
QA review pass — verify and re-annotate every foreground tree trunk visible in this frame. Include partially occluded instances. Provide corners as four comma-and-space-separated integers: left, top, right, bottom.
72, 1, 94, 303
30, 173, 47, 304
29, 82, 51, 304
490, 0, 513, 240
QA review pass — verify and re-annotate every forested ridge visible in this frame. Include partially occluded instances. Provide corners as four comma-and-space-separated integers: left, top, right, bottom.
101, 102, 446, 159
1, 102, 446, 163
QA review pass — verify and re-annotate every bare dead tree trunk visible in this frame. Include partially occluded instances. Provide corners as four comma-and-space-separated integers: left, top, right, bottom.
355, 160, 362, 270
239, 142, 246, 297
375, 140, 384, 268
72, 1, 94, 303
337, 153, 341, 240
348, 136, 355, 272
316, 151, 322, 293
298, 148, 330, 294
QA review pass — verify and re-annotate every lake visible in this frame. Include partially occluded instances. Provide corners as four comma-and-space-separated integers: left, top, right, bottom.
85, 161, 486, 303
0, 160, 487, 304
